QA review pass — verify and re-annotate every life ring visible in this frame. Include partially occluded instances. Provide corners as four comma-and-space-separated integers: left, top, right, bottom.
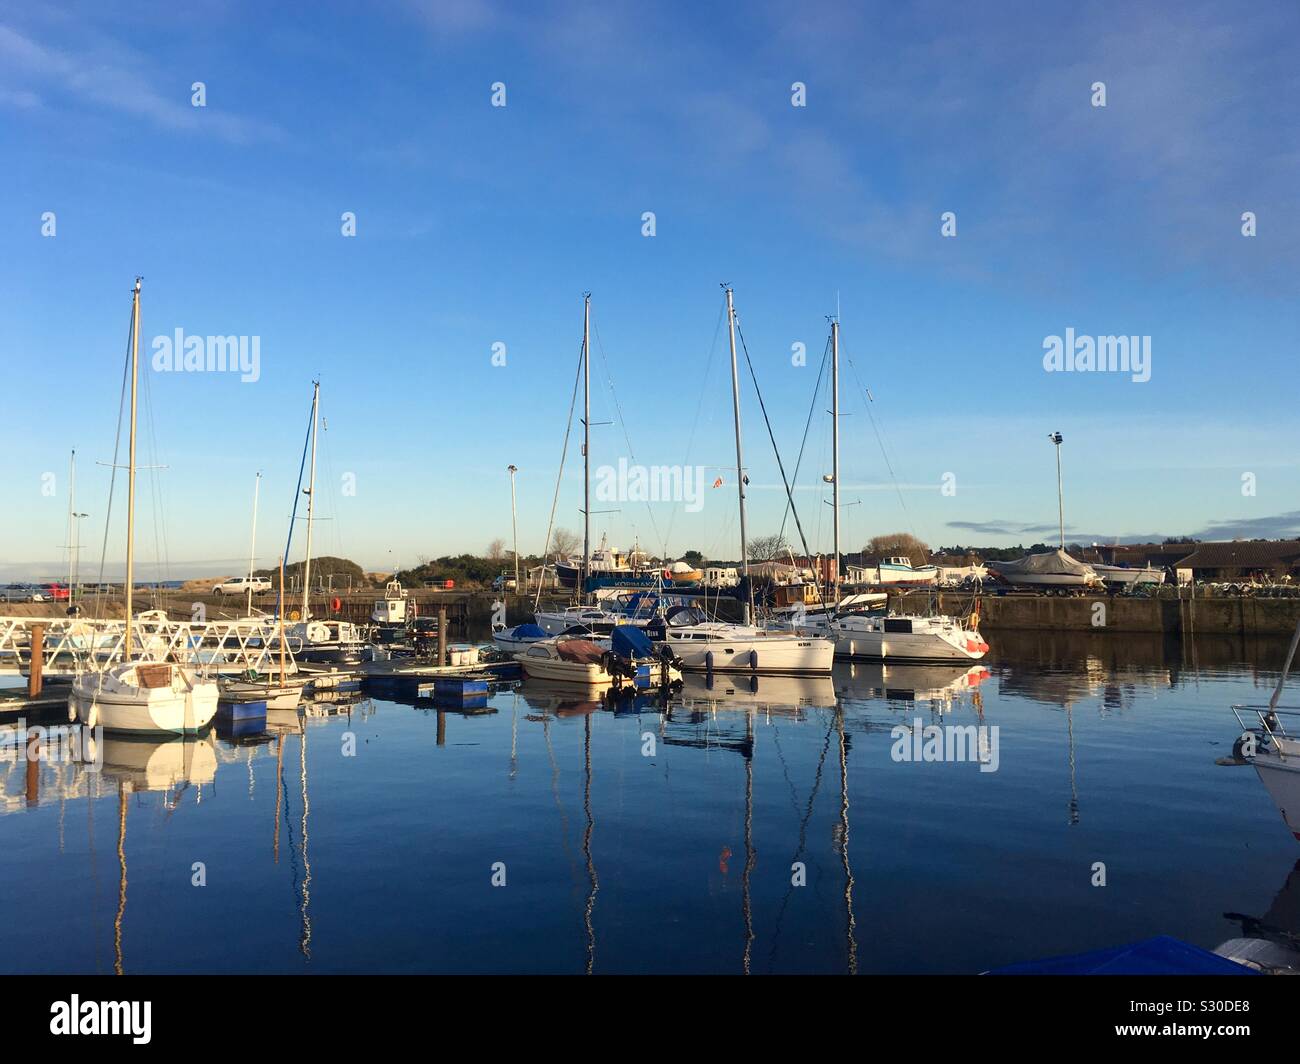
331, 595, 342, 612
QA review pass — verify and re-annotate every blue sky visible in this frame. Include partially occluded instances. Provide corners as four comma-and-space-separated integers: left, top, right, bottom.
2, 0, 1299, 579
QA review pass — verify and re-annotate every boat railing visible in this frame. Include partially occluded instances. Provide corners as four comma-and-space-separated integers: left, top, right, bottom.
1230, 704, 1300, 760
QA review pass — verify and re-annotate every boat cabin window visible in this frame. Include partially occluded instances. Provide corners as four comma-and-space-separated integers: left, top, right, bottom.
883, 618, 914, 634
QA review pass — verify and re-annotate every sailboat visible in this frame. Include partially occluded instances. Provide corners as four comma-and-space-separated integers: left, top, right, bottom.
284, 382, 370, 666
70, 279, 220, 735
645, 287, 835, 675
793, 316, 988, 663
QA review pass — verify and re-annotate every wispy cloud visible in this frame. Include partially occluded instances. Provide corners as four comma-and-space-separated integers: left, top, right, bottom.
0, 23, 281, 143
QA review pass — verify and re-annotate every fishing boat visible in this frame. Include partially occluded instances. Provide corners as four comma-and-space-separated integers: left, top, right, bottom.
70, 279, 219, 736
985, 549, 1100, 587
518, 627, 680, 688
554, 534, 649, 589
370, 579, 410, 643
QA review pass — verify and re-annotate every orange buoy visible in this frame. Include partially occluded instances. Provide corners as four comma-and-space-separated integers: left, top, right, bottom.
331, 595, 342, 612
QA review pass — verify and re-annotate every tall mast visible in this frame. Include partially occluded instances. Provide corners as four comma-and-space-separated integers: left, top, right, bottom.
66, 449, 75, 599
582, 294, 591, 595
124, 278, 141, 660
724, 286, 751, 625
831, 318, 840, 605
302, 382, 319, 619
247, 471, 261, 616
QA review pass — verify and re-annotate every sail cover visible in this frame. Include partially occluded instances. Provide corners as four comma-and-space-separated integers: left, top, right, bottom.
511, 623, 545, 639
611, 625, 653, 660
987, 549, 1096, 578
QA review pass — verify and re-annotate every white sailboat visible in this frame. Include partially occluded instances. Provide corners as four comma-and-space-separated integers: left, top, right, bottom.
794, 315, 987, 663
284, 382, 369, 665
1231, 620, 1300, 842
70, 279, 219, 735
646, 287, 834, 675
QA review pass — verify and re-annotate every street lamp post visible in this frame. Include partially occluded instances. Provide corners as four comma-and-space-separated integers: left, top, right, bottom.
508, 465, 519, 592
1049, 432, 1064, 549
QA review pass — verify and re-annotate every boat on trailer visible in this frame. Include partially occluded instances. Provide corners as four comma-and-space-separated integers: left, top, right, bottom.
986, 549, 1100, 588
1091, 563, 1163, 588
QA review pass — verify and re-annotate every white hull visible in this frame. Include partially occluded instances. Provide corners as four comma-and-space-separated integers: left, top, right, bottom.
656, 625, 834, 674
519, 656, 678, 687
221, 680, 304, 710
1093, 565, 1163, 587
805, 614, 988, 662
1254, 754, 1300, 841
873, 565, 938, 585
71, 663, 219, 735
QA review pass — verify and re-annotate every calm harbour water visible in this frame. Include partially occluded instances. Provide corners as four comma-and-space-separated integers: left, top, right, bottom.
2, 631, 1298, 975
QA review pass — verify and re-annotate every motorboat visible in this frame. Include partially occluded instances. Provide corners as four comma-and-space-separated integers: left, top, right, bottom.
517, 626, 680, 688
804, 611, 988, 663
71, 659, 219, 735
985, 549, 1100, 588
853, 556, 940, 585
534, 590, 661, 635
492, 622, 549, 653
288, 619, 370, 665
646, 606, 835, 675
1092, 563, 1163, 588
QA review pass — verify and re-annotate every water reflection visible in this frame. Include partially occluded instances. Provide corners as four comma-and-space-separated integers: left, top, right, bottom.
3, 633, 1299, 974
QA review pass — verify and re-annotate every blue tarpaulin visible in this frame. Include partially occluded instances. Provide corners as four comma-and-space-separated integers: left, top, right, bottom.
986, 935, 1258, 975
511, 623, 545, 639
611, 625, 654, 660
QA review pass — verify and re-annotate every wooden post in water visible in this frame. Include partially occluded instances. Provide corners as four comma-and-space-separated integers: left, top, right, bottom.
437, 605, 448, 667
28, 623, 44, 699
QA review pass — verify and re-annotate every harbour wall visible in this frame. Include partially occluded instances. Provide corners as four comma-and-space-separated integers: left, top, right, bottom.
891, 590, 1300, 636
14, 587, 1300, 638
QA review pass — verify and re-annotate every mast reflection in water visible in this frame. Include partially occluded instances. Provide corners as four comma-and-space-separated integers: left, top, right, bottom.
1, 635, 1298, 974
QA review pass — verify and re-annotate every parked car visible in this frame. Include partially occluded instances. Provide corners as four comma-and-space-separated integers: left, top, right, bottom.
492, 573, 518, 592
212, 576, 273, 596
40, 582, 70, 601
2, 583, 46, 602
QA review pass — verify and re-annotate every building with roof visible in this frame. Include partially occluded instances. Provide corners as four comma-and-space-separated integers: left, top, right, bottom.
1171, 541, 1300, 583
